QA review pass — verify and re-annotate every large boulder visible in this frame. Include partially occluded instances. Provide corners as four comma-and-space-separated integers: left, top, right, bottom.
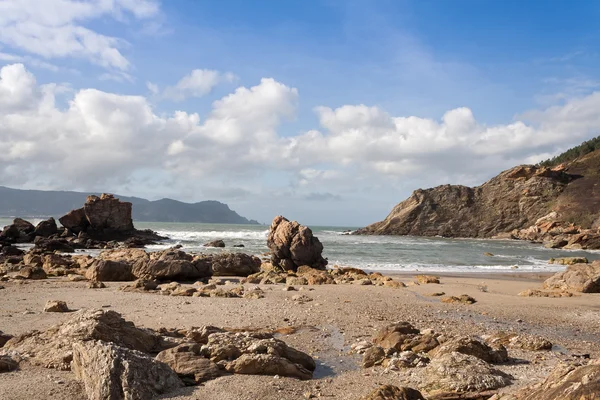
200, 331, 316, 380
421, 352, 512, 393
34, 218, 58, 238
84, 194, 134, 233
361, 385, 425, 400
505, 359, 600, 399
429, 336, 508, 364
209, 253, 261, 276
4, 309, 163, 370
0, 218, 35, 242
267, 215, 327, 271
132, 249, 210, 281
543, 261, 600, 293
32, 237, 75, 253
155, 343, 224, 385
86, 259, 136, 282
72, 340, 183, 400
59, 207, 89, 234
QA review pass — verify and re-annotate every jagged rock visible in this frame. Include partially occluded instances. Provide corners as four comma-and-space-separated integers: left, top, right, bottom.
429, 336, 508, 364
483, 332, 552, 351
208, 253, 261, 276
361, 385, 425, 400
201, 331, 315, 380
99, 248, 149, 265
548, 257, 588, 265
0, 354, 19, 373
543, 261, 600, 293
415, 275, 440, 284
84, 194, 134, 232
204, 239, 225, 248
4, 309, 163, 370
132, 248, 210, 281
296, 266, 335, 284
518, 289, 574, 298
43, 300, 69, 312
156, 343, 224, 384
383, 351, 430, 369
88, 281, 106, 289
267, 215, 327, 271
373, 322, 421, 351
421, 352, 512, 393
441, 295, 477, 304
363, 346, 386, 368
72, 340, 183, 400
34, 218, 58, 238
504, 359, 600, 399
86, 259, 135, 282
17, 266, 47, 280
59, 208, 89, 234
42, 253, 75, 276
355, 165, 571, 238
0, 245, 24, 257
32, 237, 75, 253
0, 330, 13, 347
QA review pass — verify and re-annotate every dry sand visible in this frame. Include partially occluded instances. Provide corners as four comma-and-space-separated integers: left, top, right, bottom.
0, 271, 598, 399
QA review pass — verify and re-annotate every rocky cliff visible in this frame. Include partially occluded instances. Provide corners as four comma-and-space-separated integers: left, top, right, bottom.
356, 149, 600, 248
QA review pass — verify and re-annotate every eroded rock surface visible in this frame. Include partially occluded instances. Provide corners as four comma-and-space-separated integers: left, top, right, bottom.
543, 261, 600, 293
267, 216, 327, 271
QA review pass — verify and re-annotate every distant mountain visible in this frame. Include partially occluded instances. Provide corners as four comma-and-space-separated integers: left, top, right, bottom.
0, 186, 258, 224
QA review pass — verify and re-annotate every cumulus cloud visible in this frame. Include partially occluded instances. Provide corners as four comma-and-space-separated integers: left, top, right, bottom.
2, 63, 600, 204
0, 0, 159, 70
162, 69, 238, 101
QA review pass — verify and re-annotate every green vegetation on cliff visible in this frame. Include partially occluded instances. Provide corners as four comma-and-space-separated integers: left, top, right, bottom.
539, 136, 600, 167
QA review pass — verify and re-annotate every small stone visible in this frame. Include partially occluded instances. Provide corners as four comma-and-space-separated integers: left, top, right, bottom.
44, 300, 69, 313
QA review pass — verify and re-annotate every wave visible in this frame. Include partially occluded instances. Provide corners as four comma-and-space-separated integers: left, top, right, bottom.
155, 229, 269, 241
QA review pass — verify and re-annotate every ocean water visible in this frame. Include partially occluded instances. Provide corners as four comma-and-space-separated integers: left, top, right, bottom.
2, 218, 598, 273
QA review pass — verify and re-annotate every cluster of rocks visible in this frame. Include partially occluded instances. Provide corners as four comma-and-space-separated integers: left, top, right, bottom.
0, 194, 165, 257
519, 260, 600, 296
355, 321, 600, 399
243, 264, 406, 288
0, 309, 316, 399
507, 211, 600, 250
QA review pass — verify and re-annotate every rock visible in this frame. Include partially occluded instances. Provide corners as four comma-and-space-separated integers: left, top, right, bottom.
1, 245, 24, 256
99, 248, 149, 265
32, 237, 75, 253
383, 351, 430, 369
4, 309, 163, 370
202, 331, 315, 380
85, 259, 136, 282
12, 218, 35, 238
441, 295, 477, 304
34, 218, 58, 238
17, 266, 47, 280
507, 359, 600, 399
296, 266, 335, 284
267, 215, 327, 271
361, 385, 425, 400
543, 261, 600, 293
132, 248, 210, 281
0, 331, 13, 347
483, 332, 552, 351
155, 343, 224, 384
0, 354, 19, 373
72, 340, 183, 400
204, 239, 225, 248
233, 244, 245, 247
373, 322, 420, 351
43, 300, 69, 313
429, 336, 508, 364
59, 207, 89, 234
421, 352, 512, 393
415, 275, 440, 284
292, 294, 313, 304
209, 253, 261, 276
83, 194, 134, 232
88, 281, 106, 289
362, 345, 386, 368
518, 289, 574, 297
483, 252, 494, 257
548, 257, 588, 265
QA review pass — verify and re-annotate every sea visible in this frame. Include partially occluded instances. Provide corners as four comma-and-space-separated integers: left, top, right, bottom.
2, 218, 598, 273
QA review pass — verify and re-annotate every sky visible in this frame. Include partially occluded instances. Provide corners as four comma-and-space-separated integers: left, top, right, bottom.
0, 0, 600, 226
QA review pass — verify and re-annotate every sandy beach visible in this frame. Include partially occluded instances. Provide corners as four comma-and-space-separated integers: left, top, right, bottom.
1, 271, 598, 400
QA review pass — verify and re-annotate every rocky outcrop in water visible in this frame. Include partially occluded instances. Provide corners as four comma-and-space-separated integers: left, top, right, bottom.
267, 216, 327, 271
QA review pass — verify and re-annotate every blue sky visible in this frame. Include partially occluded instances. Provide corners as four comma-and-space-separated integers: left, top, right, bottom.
0, 0, 599, 226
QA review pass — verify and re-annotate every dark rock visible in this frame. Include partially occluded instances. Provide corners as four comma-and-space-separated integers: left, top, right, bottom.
1, 245, 24, 256
32, 237, 75, 253
267, 215, 327, 271
0, 355, 18, 373
83, 194, 134, 232
209, 253, 261, 276
204, 239, 225, 248
361, 385, 425, 400
34, 218, 58, 238
58, 207, 89, 234
233, 244, 245, 247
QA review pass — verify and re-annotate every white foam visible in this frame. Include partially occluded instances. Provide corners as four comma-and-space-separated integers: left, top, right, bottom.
154, 229, 268, 241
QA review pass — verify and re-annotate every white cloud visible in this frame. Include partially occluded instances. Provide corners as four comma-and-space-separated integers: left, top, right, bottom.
0, 0, 159, 71
2, 63, 600, 206
162, 69, 238, 101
